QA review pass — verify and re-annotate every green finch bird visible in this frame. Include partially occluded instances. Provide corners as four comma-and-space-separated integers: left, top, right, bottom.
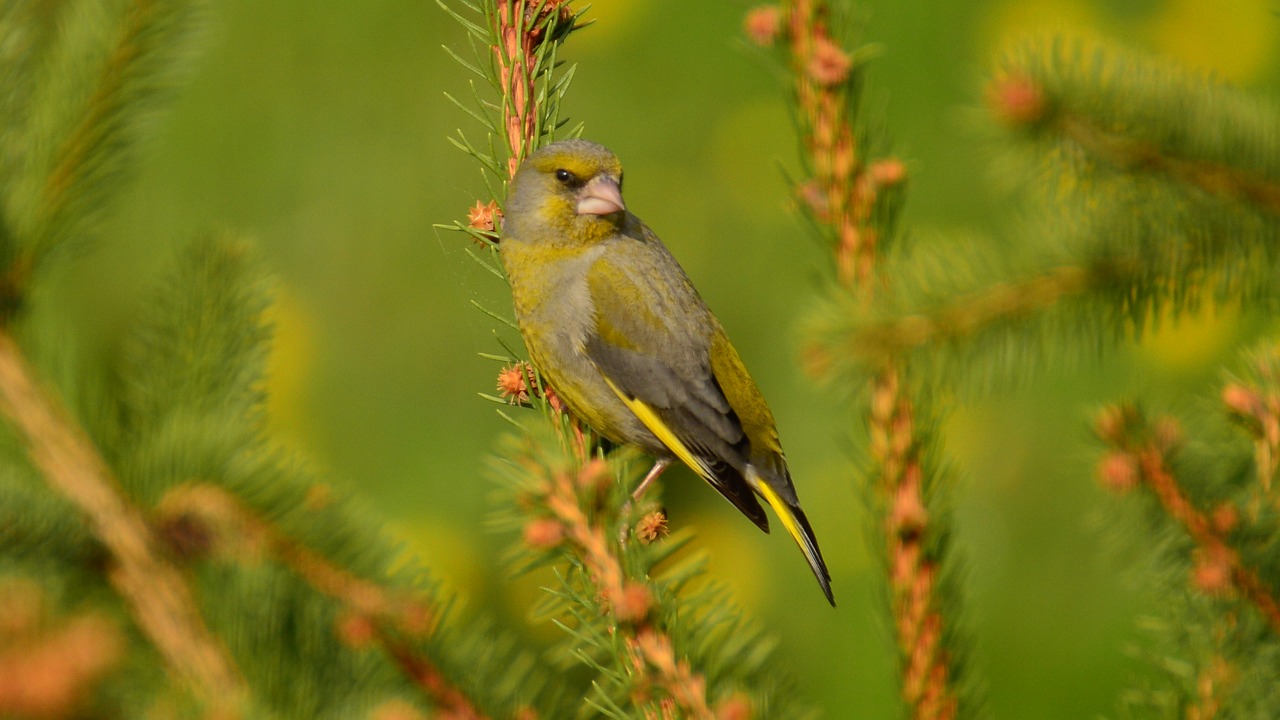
500, 139, 834, 605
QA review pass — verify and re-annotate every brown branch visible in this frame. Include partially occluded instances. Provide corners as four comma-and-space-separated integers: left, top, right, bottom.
1097, 404, 1280, 635
535, 459, 719, 720
155, 484, 436, 636
1135, 445, 1280, 634
378, 631, 493, 720
871, 370, 959, 720
784, 0, 899, 288
772, 2, 965, 717
152, 483, 490, 718
0, 331, 247, 713
857, 265, 1096, 360
495, 0, 572, 179
1058, 114, 1280, 215
987, 71, 1280, 216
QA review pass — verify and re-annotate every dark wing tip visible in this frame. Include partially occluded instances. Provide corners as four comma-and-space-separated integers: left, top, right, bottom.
788, 500, 835, 606
706, 461, 770, 533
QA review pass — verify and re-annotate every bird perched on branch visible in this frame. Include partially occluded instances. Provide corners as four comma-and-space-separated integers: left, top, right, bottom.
500, 139, 834, 605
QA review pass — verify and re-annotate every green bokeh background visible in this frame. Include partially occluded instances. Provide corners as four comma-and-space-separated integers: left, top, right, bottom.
57, 0, 1280, 716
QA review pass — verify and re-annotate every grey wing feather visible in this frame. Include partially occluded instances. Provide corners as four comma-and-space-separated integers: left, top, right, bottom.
582, 230, 769, 530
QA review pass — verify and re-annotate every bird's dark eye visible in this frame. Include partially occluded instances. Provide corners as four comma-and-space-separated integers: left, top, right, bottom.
554, 168, 576, 185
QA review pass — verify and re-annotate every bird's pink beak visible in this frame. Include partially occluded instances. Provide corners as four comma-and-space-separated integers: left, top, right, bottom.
576, 175, 626, 216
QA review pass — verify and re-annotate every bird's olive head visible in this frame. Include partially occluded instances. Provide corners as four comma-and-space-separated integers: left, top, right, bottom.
504, 139, 628, 246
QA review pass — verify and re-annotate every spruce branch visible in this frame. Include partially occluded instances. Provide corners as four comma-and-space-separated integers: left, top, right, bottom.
989, 39, 1280, 216
1185, 650, 1235, 720
0, 330, 247, 713
821, 263, 1098, 370
437, 0, 583, 246
376, 633, 496, 720
807, 38, 1280, 392
754, 2, 981, 717
154, 487, 490, 720
441, 4, 786, 715
870, 371, 961, 720
491, 428, 810, 719
498, 432, 713, 717
1221, 346, 1280, 514
4, 0, 201, 283
769, 1, 905, 288
155, 483, 436, 638
493, 0, 576, 178
1095, 403, 1280, 635
124, 237, 553, 718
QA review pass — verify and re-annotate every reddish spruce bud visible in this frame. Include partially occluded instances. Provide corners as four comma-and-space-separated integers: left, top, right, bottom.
868, 157, 907, 187
611, 581, 653, 624
890, 464, 929, 533
522, 518, 564, 550
1211, 503, 1239, 534
396, 601, 434, 638
543, 385, 566, 414
1097, 451, 1140, 494
1153, 417, 1183, 454
496, 362, 532, 404
336, 612, 376, 649
987, 73, 1047, 126
808, 36, 853, 86
467, 199, 502, 234
1190, 546, 1232, 596
743, 6, 782, 47
716, 693, 754, 720
635, 511, 669, 544
576, 457, 612, 494
1222, 383, 1263, 418
796, 180, 830, 221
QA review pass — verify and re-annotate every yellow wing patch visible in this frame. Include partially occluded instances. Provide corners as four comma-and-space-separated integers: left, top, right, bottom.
600, 375, 714, 480
753, 473, 823, 577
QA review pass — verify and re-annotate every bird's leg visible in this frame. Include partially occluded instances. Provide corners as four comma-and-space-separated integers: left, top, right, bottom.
570, 418, 587, 462
632, 458, 671, 500
618, 458, 671, 543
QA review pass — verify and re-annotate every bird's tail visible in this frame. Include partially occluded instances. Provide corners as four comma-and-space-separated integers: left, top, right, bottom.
752, 471, 835, 606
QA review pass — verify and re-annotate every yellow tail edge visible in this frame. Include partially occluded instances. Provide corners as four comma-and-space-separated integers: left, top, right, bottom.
754, 473, 835, 606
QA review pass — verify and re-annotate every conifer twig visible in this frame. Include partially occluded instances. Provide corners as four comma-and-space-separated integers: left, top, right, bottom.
988, 69, 1280, 216
495, 1, 570, 178
156, 484, 436, 636
1137, 449, 1280, 634
870, 371, 958, 720
0, 331, 247, 713
853, 265, 1096, 361
759, 2, 968, 716
1096, 405, 1280, 635
536, 458, 716, 718
154, 483, 501, 717
23, 0, 196, 267
1221, 347, 1280, 512
378, 633, 494, 720
782, 1, 901, 287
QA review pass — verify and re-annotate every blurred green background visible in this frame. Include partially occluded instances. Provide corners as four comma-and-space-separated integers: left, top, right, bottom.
56, 0, 1280, 716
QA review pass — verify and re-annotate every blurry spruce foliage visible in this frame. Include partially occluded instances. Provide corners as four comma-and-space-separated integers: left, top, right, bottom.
1, 0, 1279, 718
